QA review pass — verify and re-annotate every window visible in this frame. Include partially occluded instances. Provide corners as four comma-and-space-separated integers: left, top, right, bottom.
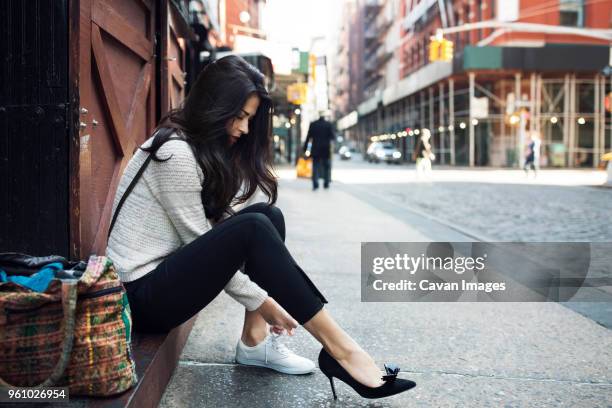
559, 0, 584, 27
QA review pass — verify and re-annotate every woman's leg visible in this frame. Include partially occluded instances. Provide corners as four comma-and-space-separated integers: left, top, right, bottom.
304, 309, 383, 388
125, 208, 324, 333
233, 203, 285, 241
126, 204, 383, 387
232, 203, 287, 346
232, 204, 383, 387
241, 310, 268, 346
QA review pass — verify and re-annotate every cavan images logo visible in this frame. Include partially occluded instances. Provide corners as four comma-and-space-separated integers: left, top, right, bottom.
361, 242, 596, 302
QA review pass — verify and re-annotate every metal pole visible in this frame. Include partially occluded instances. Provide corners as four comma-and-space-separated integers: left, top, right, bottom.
385, 106, 390, 133
449, 78, 455, 165
563, 74, 570, 166
595, 74, 600, 167
403, 98, 409, 159
609, 71, 612, 155
420, 90, 425, 130
501, 79, 507, 165
435, 20, 612, 42
437, 0, 448, 28
515, 72, 522, 167
287, 124, 293, 164
439, 82, 445, 165
529, 73, 536, 135
604, 75, 607, 162
429, 87, 434, 132
469, 72, 475, 167
536, 74, 542, 137
569, 74, 576, 167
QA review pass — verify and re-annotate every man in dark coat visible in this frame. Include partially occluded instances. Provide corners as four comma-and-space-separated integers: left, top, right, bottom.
303, 113, 335, 190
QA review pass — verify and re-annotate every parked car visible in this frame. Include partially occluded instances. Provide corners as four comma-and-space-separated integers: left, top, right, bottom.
366, 142, 402, 164
366, 142, 381, 162
338, 145, 355, 160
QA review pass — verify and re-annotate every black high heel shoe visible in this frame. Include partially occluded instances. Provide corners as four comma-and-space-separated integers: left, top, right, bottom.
318, 348, 416, 400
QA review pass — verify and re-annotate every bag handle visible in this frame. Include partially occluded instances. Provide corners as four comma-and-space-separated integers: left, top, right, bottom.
0, 281, 78, 389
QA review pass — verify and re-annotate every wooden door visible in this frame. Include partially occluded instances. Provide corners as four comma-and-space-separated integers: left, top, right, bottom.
73, 0, 156, 259
160, 0, 191, 114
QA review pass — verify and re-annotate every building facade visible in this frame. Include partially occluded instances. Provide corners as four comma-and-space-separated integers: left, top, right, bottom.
336, 0, 612, 168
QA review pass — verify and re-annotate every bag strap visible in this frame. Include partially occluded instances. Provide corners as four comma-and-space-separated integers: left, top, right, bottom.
0, 281, 78, 389
107, 153, 153, 239
108, 134, 187, 239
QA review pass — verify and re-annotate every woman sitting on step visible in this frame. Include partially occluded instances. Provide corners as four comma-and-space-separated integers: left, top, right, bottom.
106, 55, 416, 400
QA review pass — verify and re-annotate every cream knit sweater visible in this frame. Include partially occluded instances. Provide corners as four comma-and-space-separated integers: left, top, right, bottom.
106, 134, 268, 311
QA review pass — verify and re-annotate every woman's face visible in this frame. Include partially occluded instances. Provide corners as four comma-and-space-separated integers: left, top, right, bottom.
226, 94, 260, 146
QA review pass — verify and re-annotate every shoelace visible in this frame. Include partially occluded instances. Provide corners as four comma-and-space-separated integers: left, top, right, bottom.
265, 334, 291, 363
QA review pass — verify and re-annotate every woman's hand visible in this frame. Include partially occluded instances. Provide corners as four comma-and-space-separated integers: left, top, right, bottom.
257, 297, 298, 335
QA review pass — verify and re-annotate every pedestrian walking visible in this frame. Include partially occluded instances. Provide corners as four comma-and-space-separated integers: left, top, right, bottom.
303, 112, 335, 190
524, 132, 541, 177
106, 56, 415, 399
413, 129, 435, 179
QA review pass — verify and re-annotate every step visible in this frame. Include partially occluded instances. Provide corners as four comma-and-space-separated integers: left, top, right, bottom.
45, 316, 197, 408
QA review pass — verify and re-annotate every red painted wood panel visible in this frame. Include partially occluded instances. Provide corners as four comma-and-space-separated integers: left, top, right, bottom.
72, 0, 156, 258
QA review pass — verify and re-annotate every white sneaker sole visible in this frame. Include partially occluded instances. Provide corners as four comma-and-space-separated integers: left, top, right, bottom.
235, 357, 315, 375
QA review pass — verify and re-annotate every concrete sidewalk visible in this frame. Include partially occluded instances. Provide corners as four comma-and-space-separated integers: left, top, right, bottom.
160, 175, 612, 408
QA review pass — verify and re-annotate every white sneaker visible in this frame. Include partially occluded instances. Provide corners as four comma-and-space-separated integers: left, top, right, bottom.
235, 334, 316, 375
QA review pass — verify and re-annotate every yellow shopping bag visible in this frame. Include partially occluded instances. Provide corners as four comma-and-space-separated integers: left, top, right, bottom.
296, 156, 313, 178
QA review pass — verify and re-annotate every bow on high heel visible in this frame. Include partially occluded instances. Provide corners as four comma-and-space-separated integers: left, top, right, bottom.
318, 349, 416, 400
382, 363, 400, 383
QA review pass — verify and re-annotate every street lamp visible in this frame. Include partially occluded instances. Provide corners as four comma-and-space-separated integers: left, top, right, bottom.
577, 117, 586, 125
550, 116, 558, 124
459, 122, 466, 129
239, 11, 251, 24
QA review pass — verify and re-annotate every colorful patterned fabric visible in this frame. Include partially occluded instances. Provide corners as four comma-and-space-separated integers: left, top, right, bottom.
0, 256, 138, 396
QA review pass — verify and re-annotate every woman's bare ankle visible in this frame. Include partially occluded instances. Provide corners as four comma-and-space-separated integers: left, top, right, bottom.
241, 328, 267, 347
324, 341, 360, 361
241, 310, 268, 347
329, 343, 372, 367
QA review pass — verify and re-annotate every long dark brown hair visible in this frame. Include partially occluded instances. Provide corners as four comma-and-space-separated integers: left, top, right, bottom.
141, 55, 277, 222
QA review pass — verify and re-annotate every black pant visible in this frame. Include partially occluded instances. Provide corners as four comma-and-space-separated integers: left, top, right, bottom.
123, 203, 327, 333
524, 158, 536, 172
312, 157, 331, 189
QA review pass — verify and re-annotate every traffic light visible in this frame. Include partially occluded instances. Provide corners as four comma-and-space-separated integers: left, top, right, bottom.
429, 37, 454, 62
287, 83, 308, 105
429, 39, 441, 62
440, 39, 454, 62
